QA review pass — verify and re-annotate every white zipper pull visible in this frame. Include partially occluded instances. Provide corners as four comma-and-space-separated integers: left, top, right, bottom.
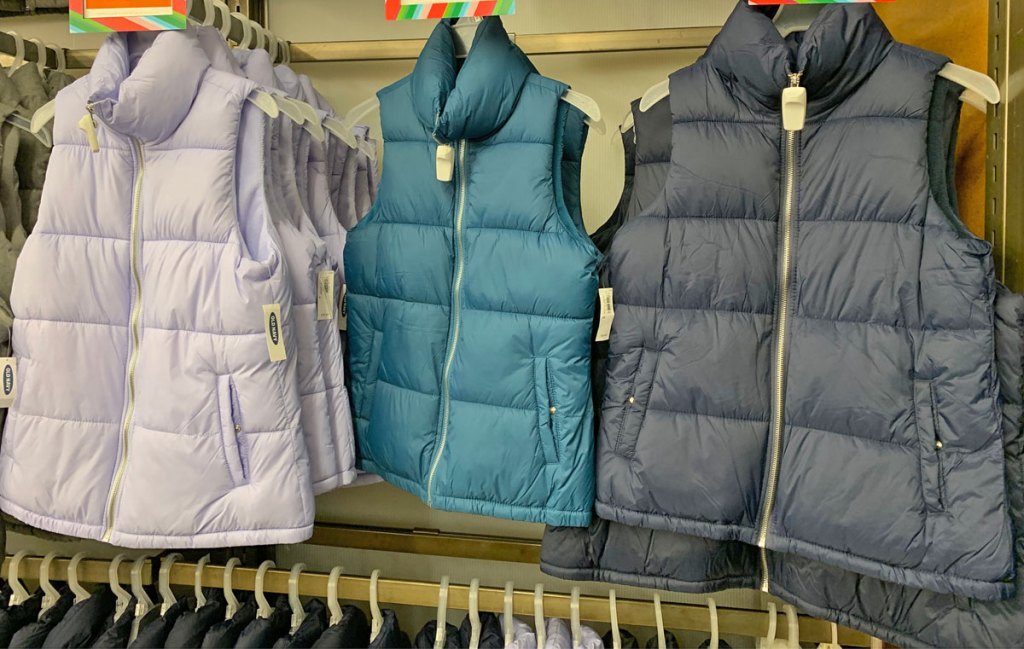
781, 72, 806, 132
78, 103, 100, 153
436, 143, 455, 182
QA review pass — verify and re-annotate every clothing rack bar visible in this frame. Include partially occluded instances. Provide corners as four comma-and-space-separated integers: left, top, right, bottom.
1, 556, 152, 587
309, 522, 542, 563
0, 30, 62, 69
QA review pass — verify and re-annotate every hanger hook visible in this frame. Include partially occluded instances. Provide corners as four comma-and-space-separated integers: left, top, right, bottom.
46, 42, 65, 72
213, 0, 231, 39
653, 594, 666, 649
434, 576, 450, 649
707, 597, 719, 649
369, 569, 383, 642
255, 560, 276, 619
289, 563, 306, 633
131, 555, 155, 615
327, 566, 344, 626
27, 38, 47, 72
503, 581, 514, 647
232, 12, 254, 49
68, 552, 91, 604
609, 589, 620, 649
194, 555, 211, 608
39, 552, 62, 618
533, 585, 545, 649
223, 557, 241, 620
4, 31, 25, 76
783, 605, 799, 649
468, 578, 481, 649
158, 553, 183, 615
8, 550, 31, 606
764, 602, 778, 647
108, 554, 132, 622
570, 587, 582, 649
199, 0, 215, 27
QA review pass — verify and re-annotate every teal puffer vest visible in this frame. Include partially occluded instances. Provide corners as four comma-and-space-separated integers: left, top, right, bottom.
345, 17, 600, 526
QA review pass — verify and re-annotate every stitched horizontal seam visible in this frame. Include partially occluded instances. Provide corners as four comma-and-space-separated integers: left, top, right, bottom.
635, 213, 777, 223
800, 219, 954, 230
674, 118, 774, 126
818, 114, 927, 125
143, 325, 264, 337
463, 306, 591, 323
794, 312, 990, 333
618, 303, 773, 317
367, 220, 446, 229
466, 225, 557, 235
794, 423, 915, 449
646, 406, 769, 425
377, 378, 437, 400
379, 378, 531, 413
32, 231, 129, 242
17, 316, 124, 328
14, 411, 118, 426
348, 293, 447, 311
138, 424, 295, 437
145, 238, 231, 246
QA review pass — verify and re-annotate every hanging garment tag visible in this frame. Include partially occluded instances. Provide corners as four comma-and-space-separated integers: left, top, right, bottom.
436, 143, 455, 182
263, 304, 287, 362
0, 358, 15, 408
595, 288, 615, 342
317, 271, 335, 321
782, 86, 807, 132
78, 112, 99, 153
338, 284, 349, 331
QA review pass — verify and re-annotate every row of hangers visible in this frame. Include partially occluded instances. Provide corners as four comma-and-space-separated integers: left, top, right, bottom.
621, 4, 1001, 131
3, 551, 860, 649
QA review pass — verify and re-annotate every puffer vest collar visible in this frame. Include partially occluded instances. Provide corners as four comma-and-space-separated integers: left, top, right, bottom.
410, 16, 534, 142
707, 2, 894, 114
87, 30, 209, 142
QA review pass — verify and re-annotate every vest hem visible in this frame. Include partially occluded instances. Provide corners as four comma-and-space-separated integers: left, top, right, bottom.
362, 461, 592, 526
0, 496, 314, 549
311, 468, 359, 496
595, 500, 1013, 601
538, 560, 758, 594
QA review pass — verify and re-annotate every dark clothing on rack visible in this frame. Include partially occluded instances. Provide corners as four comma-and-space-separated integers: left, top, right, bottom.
310, 605, 369, 649
697, 640, 731, 649
644, 631, 679, 648
414, 621, 459, 648
234, 596, 290, 649
165, 595, 226, 649
458, 613, 502, 649
604, 630, 639, 649
0, 591, 42, 646
272, 599, 328, 648
10, 586, 74, 648
42, 585, 115, 648
128, 601, 184, 649
368, 610, 410, 649
201, 600, 257, 649
90, 606, 134, 649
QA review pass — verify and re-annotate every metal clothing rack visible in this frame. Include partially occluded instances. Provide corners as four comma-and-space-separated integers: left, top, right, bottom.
0, 555, 876, 646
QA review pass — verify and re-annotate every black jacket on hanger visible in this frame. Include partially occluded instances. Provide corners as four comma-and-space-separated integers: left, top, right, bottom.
367, 610, 410, 649
10, 586, 74, 648
414, 621, 459, 649
201, 599, 257, 649
234, 596, 290, 649
41, 585, 115, 648
89, 604, 134, 649
458, 613, 503, 649
0, 591, 42, 646
645, 631, 680, 648
164, 594, 226, 649
604, 629, 640, 649
272, 599, 328, 649
128, 600, 185, 649
309, 605, 369, 649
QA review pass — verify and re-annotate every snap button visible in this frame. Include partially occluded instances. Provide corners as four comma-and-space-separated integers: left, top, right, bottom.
935, 440, 943, 450
628, 396, 636, 404
549, 406, 557, 415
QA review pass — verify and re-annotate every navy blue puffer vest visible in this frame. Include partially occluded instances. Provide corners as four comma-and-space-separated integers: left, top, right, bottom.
594, 3, 1013, 600
344, 18, 600, 526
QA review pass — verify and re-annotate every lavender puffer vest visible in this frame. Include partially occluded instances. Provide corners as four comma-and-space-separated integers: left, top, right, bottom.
0, 30, 315, 548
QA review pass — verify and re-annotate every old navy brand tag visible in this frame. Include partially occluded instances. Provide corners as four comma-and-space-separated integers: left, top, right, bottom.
0, 358, 15, 408
263, 304, 287, 362
317, 271, 335, 321
436, 143, 455, 182
338, 284, 349, 331
782, 86, 807, 132
595, 288, 615, 342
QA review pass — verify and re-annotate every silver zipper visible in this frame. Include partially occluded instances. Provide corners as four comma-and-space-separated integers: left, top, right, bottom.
427, 138, 468, 506
102, 137, 146, 542
757, 71, 803, 591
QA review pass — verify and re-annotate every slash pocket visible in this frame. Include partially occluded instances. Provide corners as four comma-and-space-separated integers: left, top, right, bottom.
217, 375, 249, 486
358, 329, 383, 417
534, 358, 560, 464
615, 348, 658, 459
914, 378, 946, 511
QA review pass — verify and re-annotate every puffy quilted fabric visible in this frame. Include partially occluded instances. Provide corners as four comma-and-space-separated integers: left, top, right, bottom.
345, 17, 600, 525
594, 1, 1013, 599
0, 29, 315, 547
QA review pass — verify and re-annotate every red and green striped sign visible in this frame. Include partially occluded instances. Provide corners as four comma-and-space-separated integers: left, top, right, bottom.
385, 0, 515, 21
70, 0, 187, 32
749, 1, 892, 4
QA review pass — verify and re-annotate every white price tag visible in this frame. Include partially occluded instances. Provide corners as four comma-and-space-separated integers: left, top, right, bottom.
595, 288, 615, 342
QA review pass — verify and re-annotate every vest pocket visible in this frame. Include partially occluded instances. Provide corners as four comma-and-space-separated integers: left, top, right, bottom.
217, 375, 250, 487
615, 348, 657, 459
914, 379, 945, 511
359, 329, 384, 416
534, 358, 560, 464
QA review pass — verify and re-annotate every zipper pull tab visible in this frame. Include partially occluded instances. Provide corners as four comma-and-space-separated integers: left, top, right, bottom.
78, 104, 100, 153
781, 73, 806, 132
436, 143, 455, 182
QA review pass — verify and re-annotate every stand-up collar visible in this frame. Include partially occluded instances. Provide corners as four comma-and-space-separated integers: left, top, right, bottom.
410, 16, 534, 141
707, 2, 894, 111
87, 29, 210, 142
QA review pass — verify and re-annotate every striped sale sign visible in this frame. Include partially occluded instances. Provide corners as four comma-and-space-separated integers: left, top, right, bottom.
386, 0, 515, 21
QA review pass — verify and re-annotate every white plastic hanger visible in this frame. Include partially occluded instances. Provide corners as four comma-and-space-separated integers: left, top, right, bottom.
213, 0, 231, 39
38, 552, 62, 619
158, 553, 183, 615
757, 602, 778, 649
194, 555, 211, 609
369, 569, 383, 642
254, 24, 266, 52
49, 41, 65, 73
327, 566, 345, 626
295, 100, 327, 142
783, 605, 799, 649
324, 116, 358, 149
533, 585, 545, 649
288, 563, 306, 633
433, 576, 450, 649
570, 587, 582, 649
27, 38, 47, 73
8, 551, 30, 607
3, 31, 25, 77
232, 12, 255, 49
108, 555, 132, 622
608, 590, 621, 649
67, 553, 91, 604
196, 0, 215, 27
502, 581, 514, 647
468, 578, 481, 649
129, 555, 155, 643
707, 597, 719, 649
222, 558, 241, 620
773, 4, 824, 38
255, 560, 276, 620
452, 16, 482, 58
653, 594, 666, 649
816, 621, 842, 649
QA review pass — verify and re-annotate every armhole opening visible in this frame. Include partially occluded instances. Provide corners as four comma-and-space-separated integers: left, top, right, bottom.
926, 75, 978, 241
552, 100, 600, 256
235, 98, 277, 266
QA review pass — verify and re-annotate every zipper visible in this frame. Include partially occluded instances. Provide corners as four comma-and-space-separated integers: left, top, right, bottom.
427, 138, 468, 506
756, 71, 804, 592
102, 136, 146, 542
